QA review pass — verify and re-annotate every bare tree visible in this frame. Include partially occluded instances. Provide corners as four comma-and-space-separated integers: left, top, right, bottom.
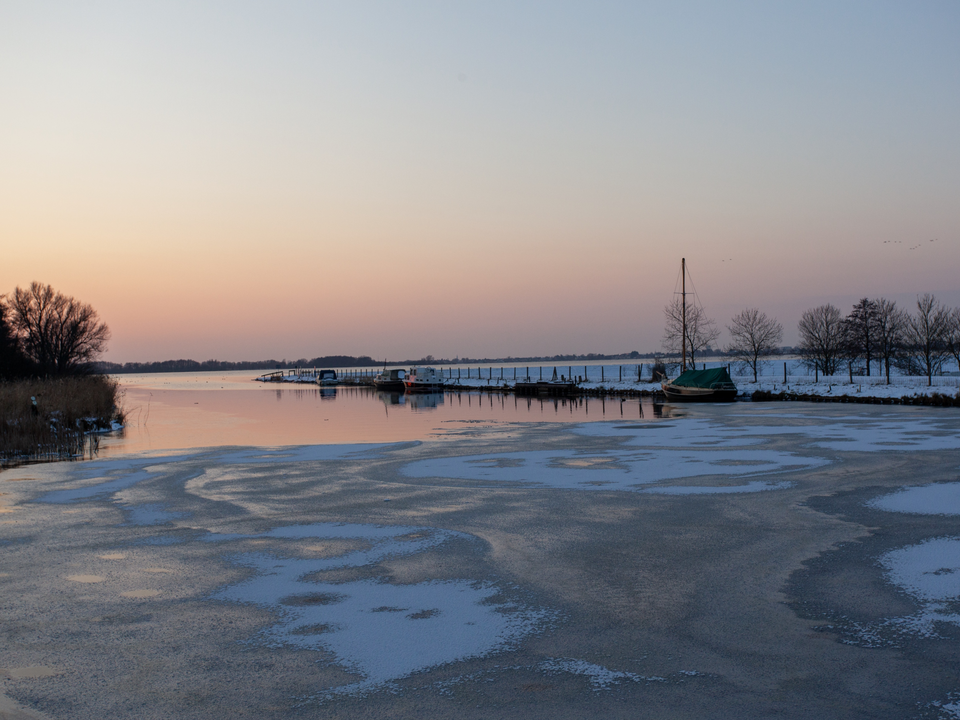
947, 306, 960, 371
901, 294, 952, 386
0, 298, 30, 380
662, 299, 720, 371
874, 298, 907, 384
798, 304, 844, 376
8, 282, 110, 376
726, 308, 782, 382
842, 298, 879, 376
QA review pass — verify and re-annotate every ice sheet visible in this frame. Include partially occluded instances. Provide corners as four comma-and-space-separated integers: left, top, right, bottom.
210, 523, 549, 696
869, 483, 960, 516
401, 448, 823, 490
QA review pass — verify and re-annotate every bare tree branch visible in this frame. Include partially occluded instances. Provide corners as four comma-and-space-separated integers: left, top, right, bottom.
798, 304, 844, 376
902, 294, 951, 386
874, 298, 907, 384
8, 282, 110, 376
726, 308, 782, 382
662, 299, 720, 370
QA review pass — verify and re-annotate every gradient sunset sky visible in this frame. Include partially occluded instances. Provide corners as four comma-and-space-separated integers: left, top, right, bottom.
2, 2, 958, 362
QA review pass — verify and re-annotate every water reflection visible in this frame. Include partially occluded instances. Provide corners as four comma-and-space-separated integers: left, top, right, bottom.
101, 375, 672, 458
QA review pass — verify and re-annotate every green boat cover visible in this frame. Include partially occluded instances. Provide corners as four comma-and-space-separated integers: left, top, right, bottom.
670, 367, 736, 388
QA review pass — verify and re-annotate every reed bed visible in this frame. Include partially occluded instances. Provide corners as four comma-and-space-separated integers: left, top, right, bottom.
0, 375, 123, 463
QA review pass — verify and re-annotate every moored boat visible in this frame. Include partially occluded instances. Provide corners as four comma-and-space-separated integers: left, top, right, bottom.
403, 366, 445, 392
661, 367, 737, 402
315, 369, 338, 386
373, 368, 406, 391
660, 258, 738, 402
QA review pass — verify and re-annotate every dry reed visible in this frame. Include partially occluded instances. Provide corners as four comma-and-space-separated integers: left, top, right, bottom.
0, 375, 123, 463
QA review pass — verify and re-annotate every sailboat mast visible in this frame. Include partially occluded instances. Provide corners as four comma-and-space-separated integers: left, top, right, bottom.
681, 257, 687, 373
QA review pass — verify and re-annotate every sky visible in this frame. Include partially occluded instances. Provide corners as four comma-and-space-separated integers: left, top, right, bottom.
2, 1, 958, 363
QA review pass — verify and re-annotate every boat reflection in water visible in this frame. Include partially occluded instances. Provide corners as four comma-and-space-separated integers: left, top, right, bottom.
105, 374, 674, 457
376, 391, 445, 413
408, 392, 444, 411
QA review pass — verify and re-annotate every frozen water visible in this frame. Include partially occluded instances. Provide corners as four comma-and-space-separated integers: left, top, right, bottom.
400, 448, 822, 490
211, 523, 549, 696
882, 538, 960, 604
878, 538, 960, 637
869, 483, 960, 516
575, 417, 960, 453
640, 480, 792, 495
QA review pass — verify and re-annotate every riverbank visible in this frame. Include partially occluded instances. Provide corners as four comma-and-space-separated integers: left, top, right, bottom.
260, 370, 960, 406
0, 375, 124, 464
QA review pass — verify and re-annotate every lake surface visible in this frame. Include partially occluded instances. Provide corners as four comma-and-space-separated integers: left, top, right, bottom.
102, 371, 670, 456
4, 377, 960, 718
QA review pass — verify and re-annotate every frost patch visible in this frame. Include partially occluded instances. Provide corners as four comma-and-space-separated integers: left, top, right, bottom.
538, 658, 663, 690
879, 537, 960, 637
210, 523, 550, 697
401, 449, 821, 491
575, 417, 960, 453
869, 483, 960, 516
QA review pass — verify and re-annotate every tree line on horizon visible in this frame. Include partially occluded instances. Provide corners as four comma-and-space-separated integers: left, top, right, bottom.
664, 294, 960, 385
93, 350, 659, 374
5, 281, 958, 386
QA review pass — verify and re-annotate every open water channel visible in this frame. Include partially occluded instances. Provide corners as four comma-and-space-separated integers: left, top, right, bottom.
103, 371, 669, 455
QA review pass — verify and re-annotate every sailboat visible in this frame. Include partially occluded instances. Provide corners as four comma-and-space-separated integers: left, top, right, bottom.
661, 258, 738, 402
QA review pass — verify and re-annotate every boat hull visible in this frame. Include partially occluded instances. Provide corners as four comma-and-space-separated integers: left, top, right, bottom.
403, 381, 444, 392
661, 383, 738, 402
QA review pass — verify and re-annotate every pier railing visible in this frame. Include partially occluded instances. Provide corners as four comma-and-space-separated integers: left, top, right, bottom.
261, 362, 960, 393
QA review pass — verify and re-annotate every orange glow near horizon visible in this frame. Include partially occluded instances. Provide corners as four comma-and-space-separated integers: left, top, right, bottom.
3, 4, 959, 362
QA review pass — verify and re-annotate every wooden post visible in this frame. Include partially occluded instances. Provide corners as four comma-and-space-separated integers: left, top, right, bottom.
601, 366, 605, 382
639, 363, 643, 381
784, 362, 787, 384
539, 366, 543, 380
619, 365, 622, 381
584, 365, 588, 381
815, 366, 818, 383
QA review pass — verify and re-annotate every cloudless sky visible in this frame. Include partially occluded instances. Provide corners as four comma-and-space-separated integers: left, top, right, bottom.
2, 1, 958, 362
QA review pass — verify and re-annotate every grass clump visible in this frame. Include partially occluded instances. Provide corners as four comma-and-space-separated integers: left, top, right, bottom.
0, 375, 123, 463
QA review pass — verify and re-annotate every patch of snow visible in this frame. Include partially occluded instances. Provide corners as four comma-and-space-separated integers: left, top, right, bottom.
211, 523, 550, 697
869, 483, 960, 516
35, 444, 398, 504
879, 537, 960, 637
537, 658, 647, 690
882, 537, 960, 603
575, 416, 960, 453
400, 448, 823, 490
